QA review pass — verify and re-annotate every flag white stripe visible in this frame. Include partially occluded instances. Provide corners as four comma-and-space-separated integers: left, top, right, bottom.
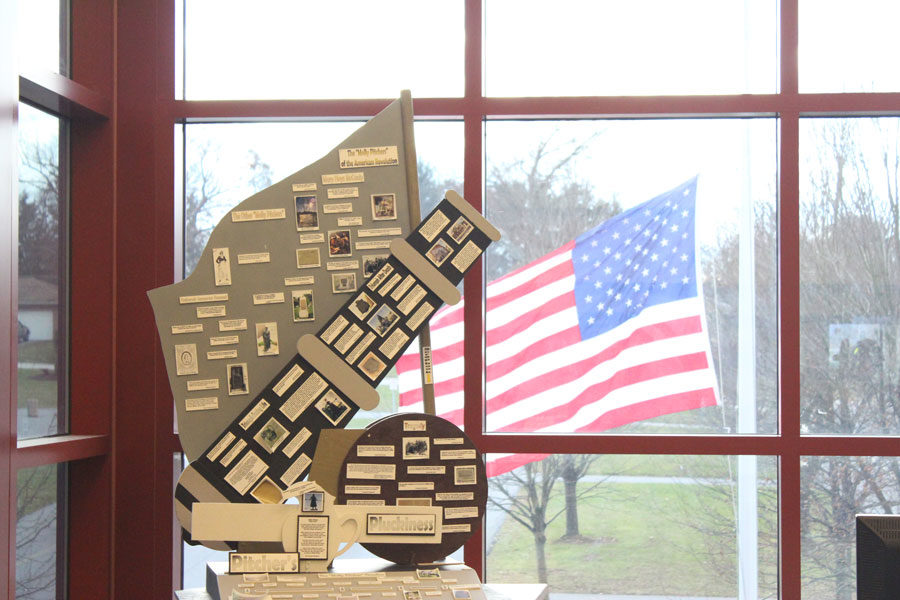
485, 249, 573, 299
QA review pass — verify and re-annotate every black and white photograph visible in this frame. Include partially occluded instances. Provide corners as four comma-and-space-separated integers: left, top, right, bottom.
253, 416, 289, 453
426, 238, 453, 267
174, 343, 198, 375
454, 464, 477, 486
226, 362, 249, 395
367, 304, 400, 336
255, 322, 279, 356
302, 490, 325, 512
363, 254, 390, 278
416, 568, 441, 580
296, 247, 321, 269
295, 194, 318, 230
315, 390, 349, 425
371, 193, 397, 220
359, 351, 386, 380
452, 591, 471, 599
349, 291, 375, 320
448, 216, 474, 243
403, 590, 423, 600
331, 272, 358, 294
213, 247, 231, 285
292, 289, 314, 322
328, 229, 352, 257
403, 437, 430, 460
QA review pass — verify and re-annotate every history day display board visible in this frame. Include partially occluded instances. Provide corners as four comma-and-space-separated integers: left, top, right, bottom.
150, 95, 420, 461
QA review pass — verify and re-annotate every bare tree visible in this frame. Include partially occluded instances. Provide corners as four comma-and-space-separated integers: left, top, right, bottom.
15, 466, 59, 599
184, 141, 226, 275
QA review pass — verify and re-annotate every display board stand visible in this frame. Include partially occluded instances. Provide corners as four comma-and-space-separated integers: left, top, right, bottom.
172, 559, 548, 600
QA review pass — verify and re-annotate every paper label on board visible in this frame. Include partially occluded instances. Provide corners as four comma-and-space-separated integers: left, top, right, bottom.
345, 484, 382, 494
378, 329, 409, 359
281, 427, 311, 459
346, 463, 397, 480
321, 315, 349, 344
346, 499, 386, 506
218, 318, 247, 331
237, 252, 271, 264
403, 420, 427, 431
327, 187, 359, 199
187, 378, 219, 391
358, 227, 402, 238
207, 349, 238, 360
232, 208, 286, 222
207, 432, 236, 462
419, 211, 450, 242
292, 183, 317, 192
356, 240, 392, 250
421, 345, 433, 385
357, 445, 395, 458
171, 324, 203, 334
441, 523, 471, 533
451, 240, 482, 272
225, 450, 268, 495
338, 146, 398, 168
378, 273, 402, 296
345, 331, 375, 365
209, 335, 239, 346
444, 506, 479, 520
197, 305, 227, 318
435, 492, 474, 501
407, 302, 435, 331
179, 293, 229, 304
389, 275, 415, 301
327, 260, 359, 271
397, 285, 426, 315
284, 276, 315, 286
253, 292, 285, 305
185, 396, 218, 412
337, 216, 363, 227
297, 515, 329, 559
229, 553, 299, 574
240, 399, 271, 430
299, 233, 325, 244
407, 465, 445, 475
366, 513, 436, 536
397, 481, 434, 491
280, 374, 327, 421
323, 203, 353, 214
220, 439, 247, 467
367, 263, 394, 290
433, 438, 464, 445
272, 364, 304, 397
440, 449, 477, 460
334, 324, 363, 354
322, 172, 364, 185
280, 453, 312, 486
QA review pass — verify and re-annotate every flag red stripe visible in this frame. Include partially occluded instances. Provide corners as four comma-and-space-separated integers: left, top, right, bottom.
496, 352, 711, 432
489, 241, 574, 287
487, 316, 704, 414
486, 325, 583, 383
485, 454, 550, 478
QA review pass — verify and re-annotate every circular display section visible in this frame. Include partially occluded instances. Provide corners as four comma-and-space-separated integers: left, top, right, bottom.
335, 412, 487, 564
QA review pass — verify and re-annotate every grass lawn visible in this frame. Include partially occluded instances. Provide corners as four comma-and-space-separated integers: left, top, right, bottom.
487, 479, 778, 597
17, 340, 58, 364
17, 368, 59, 410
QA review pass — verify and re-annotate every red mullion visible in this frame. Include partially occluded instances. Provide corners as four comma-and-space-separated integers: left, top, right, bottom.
462, 0, 485, 580
173, 97, 468, 121
1, 1, 17, 596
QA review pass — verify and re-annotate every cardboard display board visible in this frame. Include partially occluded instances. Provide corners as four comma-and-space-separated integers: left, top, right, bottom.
149, 95, 419, 461
336, 413, 488, 565
172, 191, 499, 549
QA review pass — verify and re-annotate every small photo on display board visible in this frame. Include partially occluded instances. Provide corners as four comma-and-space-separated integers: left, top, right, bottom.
316, 390, 349, 425
255, 322, 279, 356
426, 239, 453, 267
332, 272, 357, 294
328, 229, 352, 257
302, 491, 325, 512
226, 362, 249, 395
367, 305, 399, 336
292, 289, 315, 322
371, 193, 397, 220
295, 195, 319, 231
296, 248, 321, 269
363, 254, 389, 278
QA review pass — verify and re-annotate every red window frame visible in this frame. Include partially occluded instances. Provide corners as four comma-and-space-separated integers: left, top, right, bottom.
3, 1, 900, 599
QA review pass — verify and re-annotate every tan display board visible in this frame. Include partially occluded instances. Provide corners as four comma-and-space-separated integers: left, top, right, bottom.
336, 413, 488, 564
149, 95, 419, 461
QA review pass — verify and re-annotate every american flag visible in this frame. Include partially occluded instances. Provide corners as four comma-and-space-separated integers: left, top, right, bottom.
397, 178, 719, 476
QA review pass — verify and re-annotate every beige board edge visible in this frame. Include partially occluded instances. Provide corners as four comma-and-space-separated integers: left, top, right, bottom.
192, 502, 297, 544
309, 429, 366, 497
296, 334, 380, 410
445, 189, 501, 241
389, 239, 461, 306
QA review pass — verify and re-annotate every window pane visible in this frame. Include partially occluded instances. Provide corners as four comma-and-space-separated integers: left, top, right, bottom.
17, 103, 67, 440
800, 0, 900, 93
182, 1, 463, 100
16, 0, 68, 76
485, 0, 777, 97
483, 119, 777, 434
800, 118, 900, 436
800, 455, 900, 599
485, 454, 777, 597
180, 121, 462, 429
16, 464, 66, 599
